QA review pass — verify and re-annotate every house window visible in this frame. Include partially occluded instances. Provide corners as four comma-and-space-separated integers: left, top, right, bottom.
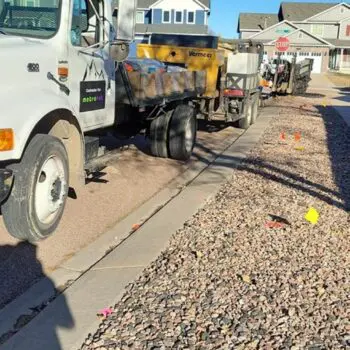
175, 11, 183, 24
298, 32, 303, 39
187, 11, 195, 24
136, 11, 144, 24
346, 25, 350, 37
311, 24, 324, 36
162, 10, 170, 23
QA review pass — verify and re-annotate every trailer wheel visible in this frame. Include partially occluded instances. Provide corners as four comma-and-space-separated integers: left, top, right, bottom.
2, 134, 69, 242
259, 97, 265, 108
251, 94, 259, 125
168, 105, 197, 161
238, 99, 252, 130
149, 111, 172, 158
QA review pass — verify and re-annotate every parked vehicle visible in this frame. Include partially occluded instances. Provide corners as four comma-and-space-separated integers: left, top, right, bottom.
137, 36, 264, 129
0, 0, 206, 241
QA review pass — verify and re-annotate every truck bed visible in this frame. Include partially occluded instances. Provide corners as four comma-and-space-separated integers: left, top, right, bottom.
115, 62, 207, 108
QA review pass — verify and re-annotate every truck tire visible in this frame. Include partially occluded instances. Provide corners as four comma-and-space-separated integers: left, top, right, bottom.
251, 94, 259, 125
149, 111, 172, 158
2, 134, 69, 242
168, 104, 197, 161
238, 99, 252, 130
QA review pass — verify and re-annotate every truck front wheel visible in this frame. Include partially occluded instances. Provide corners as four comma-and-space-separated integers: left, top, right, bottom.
2, 134, 69, 242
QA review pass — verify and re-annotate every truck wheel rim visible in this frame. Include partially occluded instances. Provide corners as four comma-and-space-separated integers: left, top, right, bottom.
35, 156, 66, 225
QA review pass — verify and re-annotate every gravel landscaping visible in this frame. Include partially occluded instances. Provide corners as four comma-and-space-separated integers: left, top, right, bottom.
81, 95, 350, 350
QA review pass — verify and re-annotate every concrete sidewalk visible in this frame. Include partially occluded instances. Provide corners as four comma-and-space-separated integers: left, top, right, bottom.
309, 74, 350, 127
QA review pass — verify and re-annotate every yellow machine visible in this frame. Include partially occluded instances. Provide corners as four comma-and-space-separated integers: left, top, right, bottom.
137, 44, 225, 99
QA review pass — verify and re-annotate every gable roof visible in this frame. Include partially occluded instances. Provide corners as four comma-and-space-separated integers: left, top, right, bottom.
267, 27, 333, 46
248, 20, 299, 38
114, 0, 152, 8
306, 2, 350, 21
238, 13, 279, 31
114, 0, 210, 9
279, 2, 337, 21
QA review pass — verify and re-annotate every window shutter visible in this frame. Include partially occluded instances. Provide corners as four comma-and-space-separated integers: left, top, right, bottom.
346, 25, 350, 37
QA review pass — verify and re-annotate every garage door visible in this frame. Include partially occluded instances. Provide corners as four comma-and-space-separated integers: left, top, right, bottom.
296, 52, 323, 73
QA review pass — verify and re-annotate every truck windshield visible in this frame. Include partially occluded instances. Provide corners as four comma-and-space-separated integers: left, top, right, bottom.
0, 0, 60, 38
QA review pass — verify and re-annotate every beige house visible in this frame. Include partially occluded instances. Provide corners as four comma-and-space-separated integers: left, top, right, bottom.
238, 2, 350, 73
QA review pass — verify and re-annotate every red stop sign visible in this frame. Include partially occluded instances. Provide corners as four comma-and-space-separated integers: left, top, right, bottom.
275, 37, 290, 52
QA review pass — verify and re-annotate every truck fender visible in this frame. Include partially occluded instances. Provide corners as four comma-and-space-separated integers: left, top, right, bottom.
2, 89, 85, 189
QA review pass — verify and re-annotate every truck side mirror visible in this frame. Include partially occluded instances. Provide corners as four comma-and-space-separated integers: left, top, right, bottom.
110, 41, 130, 62
115, 0, 136, 42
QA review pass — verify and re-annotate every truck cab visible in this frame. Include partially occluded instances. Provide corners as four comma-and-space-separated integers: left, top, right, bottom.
0, 0, 131, 240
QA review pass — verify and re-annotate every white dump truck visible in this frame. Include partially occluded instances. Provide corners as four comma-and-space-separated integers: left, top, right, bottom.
0, 0, 206, 241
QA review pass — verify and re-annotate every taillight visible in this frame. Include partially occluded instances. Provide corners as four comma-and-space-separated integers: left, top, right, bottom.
224, 89, 244, 97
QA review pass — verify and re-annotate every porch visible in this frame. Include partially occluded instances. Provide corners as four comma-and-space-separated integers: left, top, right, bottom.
329, 48, 350, 73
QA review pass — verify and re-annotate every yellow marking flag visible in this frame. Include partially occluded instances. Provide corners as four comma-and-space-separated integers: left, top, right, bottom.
305, 207, 320, 225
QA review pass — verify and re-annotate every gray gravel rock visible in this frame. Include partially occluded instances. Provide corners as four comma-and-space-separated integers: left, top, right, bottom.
80, 96, 350, 349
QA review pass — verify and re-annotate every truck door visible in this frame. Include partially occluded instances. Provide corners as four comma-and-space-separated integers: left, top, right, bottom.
68, 0, 115, 131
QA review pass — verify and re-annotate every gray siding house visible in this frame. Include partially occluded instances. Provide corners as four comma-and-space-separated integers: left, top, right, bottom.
238, 2, 350, 73
116, 0, 210, 44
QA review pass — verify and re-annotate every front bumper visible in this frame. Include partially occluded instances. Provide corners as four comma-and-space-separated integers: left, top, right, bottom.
0, 169, 13, 204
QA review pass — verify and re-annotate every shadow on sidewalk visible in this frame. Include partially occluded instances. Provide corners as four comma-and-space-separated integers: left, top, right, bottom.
0, 242, 74, 349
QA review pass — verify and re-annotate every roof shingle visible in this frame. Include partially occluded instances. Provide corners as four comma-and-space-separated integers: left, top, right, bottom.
326, 38, 350, 47
279, 2, 336, 21
238, 13, 279, 31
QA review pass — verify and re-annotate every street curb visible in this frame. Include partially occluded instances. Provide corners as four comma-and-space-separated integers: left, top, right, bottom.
1, 108, 274, 350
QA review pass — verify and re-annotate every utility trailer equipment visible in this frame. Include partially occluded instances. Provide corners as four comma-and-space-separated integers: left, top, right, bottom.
137, 36, 264, 129
260, 56, 313, 98
0, 0, 206, 241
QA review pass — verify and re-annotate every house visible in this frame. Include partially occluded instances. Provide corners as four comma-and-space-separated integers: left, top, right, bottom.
238, 2, 350, 73
115, 0, 211, 45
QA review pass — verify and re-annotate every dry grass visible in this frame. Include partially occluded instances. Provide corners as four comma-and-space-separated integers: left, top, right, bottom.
327, 72, 350, 87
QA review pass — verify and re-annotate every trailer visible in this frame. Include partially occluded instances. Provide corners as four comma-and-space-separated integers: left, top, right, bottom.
259, 56, 314, 98
137, 36, 264, 129
0, 0, 207, 241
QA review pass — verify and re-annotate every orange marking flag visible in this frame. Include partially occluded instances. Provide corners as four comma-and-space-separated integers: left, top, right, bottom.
265, 221, 285, 229
294, 132, 301, 142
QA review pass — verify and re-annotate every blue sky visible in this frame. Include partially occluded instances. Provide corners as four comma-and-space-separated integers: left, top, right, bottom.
209, 0, 341, 38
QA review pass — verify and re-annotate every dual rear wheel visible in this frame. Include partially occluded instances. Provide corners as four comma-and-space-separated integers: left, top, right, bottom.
149, 104, 197, 161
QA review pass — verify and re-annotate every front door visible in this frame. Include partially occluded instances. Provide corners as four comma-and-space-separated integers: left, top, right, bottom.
68, 0, 115, 131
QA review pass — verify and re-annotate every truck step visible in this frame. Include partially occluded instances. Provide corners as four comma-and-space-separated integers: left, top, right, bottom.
85, 150, 120, 175
85, 136, 106, 162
